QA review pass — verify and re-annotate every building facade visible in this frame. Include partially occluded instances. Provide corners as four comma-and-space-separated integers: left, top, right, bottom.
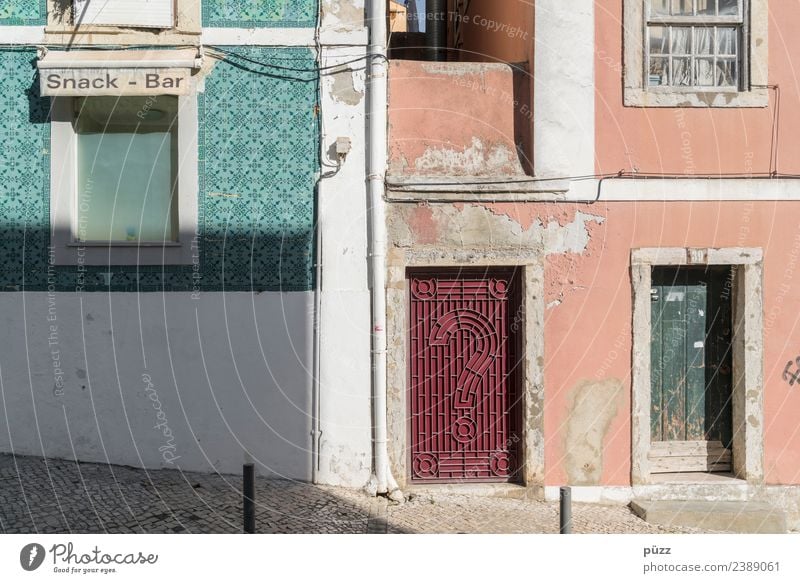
0, 0, 372, 487
387, 0, 800, 526
3, 0, 800, 529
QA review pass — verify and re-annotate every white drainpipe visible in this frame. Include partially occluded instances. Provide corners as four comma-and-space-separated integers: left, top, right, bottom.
368, 0, 401, 499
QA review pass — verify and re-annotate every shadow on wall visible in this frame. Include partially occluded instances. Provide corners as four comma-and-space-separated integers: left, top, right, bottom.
0, 49, 323, 479
0, 230, 318, 479
3, 52, 318, 293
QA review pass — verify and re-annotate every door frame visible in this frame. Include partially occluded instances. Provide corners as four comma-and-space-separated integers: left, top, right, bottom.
386, 252, 545, 490
631, 248, 765, 485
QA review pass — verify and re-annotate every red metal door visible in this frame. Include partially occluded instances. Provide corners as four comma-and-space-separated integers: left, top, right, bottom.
409, 269, 521, 483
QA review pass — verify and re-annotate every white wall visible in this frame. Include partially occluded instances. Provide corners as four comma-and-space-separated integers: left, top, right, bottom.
0, 0, 376, 489
0, 292, 314, 479
314, 41, 374, 488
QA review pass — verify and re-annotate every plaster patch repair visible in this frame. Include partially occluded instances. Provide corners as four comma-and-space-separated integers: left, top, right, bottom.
329, 66, 365, 106
564, 379, 624, 485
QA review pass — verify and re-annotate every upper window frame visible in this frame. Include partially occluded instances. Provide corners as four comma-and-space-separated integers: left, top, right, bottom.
624, 0, 769, 107
50, 94, 199, 266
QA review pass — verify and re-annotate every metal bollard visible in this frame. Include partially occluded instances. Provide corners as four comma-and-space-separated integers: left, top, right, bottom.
560, 486, 572, 534
243, 462, 255, 533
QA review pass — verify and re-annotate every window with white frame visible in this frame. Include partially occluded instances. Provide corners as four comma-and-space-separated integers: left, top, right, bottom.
74, 96, 179, 244
50, 94, 198, 266
646, 0, 746, 89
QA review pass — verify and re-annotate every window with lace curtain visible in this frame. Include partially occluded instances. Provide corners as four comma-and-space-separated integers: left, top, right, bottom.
647, 0, 745, 89
624, 0, 767, 107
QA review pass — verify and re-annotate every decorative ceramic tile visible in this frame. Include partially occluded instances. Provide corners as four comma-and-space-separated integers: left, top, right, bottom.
0, 47, 319, 292
203, 0, 317, 28
0, 0, 46, 25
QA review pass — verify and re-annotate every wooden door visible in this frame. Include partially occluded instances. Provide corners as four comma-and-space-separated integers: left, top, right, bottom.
650, 267, 733, 473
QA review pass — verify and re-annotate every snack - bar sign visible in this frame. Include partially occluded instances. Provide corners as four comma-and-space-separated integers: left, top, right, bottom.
40, 68, 191, 96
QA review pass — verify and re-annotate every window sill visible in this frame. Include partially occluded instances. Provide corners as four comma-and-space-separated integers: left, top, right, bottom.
67, 242, 182, 248
53, 243, 195, 267
624, 86, 769, 108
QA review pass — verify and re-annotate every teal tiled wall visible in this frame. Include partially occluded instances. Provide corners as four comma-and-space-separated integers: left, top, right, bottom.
0, 47, 319, 292
0, 0, 46, 25
203, 0, 317, 28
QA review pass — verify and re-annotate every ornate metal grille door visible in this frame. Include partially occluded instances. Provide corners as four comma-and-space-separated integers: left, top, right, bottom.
409, 270, 521, 483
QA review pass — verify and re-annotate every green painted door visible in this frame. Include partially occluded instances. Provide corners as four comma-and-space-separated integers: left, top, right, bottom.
650, 267, 733, 472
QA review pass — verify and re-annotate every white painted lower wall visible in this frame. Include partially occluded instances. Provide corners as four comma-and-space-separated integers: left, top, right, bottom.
0, 292, 317, 479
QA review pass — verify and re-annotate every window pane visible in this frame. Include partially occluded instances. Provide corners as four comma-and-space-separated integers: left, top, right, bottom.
649, 26, 670, 54
717, 26, 738, 55
672, 57, 692, 85
671, 26, 691, 54
649, 0, 670, 15
716, 58, 738, 86
76, 96, 178, 243
696, 0, 716, 15
695, 26, 713, 54
696, 58, 715, 86
671, 0, 693, 15
649, 57, 670, 86
718, 0, 739, 15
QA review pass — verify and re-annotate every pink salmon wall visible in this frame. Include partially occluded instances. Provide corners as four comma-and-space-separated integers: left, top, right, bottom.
595, 1, 800, 176
485, 200, 800, 487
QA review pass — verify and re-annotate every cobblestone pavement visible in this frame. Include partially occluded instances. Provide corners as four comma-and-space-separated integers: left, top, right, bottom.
0, 454, 371, 534
386, 493, 711, 534
0, 454, 714, 534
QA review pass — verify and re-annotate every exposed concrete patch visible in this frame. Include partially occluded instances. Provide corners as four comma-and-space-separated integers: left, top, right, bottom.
544, 211, 605, 254
564, 379, 624, 486
322, 0, 365, 29
388, 203, 543, 250
413, 138, 523, 176
390, 204, 605, 257
329, 66, 365, 106
406, 205, 438, 245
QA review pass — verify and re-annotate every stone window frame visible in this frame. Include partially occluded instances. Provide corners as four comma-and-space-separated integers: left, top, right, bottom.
49, 94, 199, 266
624, 0, 769, 107
631, 247, 764, 485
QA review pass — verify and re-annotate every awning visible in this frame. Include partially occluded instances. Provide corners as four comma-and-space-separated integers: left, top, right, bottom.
37, 49, 201, 97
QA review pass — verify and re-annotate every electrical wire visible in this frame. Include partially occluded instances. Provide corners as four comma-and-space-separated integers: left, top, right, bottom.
389, 170, 800, 189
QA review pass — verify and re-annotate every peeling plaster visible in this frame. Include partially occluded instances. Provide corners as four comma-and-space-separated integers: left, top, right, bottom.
544, 211, 605, 255
564, 379, 624, 486
413, 137, 523, 176
388, 203, 543, 250
420, 62, 509, 77
391, 204, 605, 261
322, 0, 365, 29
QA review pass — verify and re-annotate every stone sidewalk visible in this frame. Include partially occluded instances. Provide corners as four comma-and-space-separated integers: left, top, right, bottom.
0, 454, 710, 534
